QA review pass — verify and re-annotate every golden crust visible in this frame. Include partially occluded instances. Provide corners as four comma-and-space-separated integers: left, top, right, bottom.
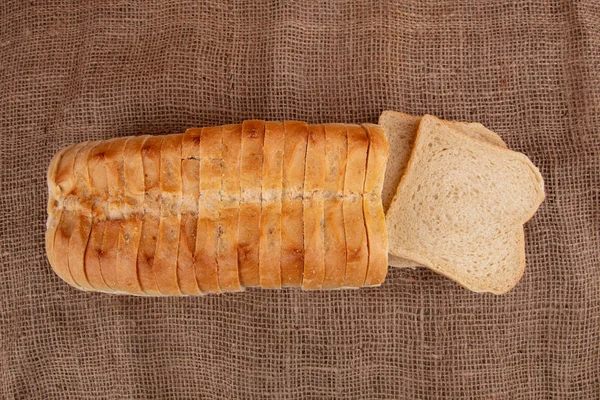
46, 121, 392, 294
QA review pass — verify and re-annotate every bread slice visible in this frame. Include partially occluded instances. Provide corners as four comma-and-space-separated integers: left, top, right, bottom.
92, 139, 126, 292
238, 120, 265, 287
66, 140, 99, 291
50, 142, 87, 289
361, 124, 389, 286
281, 121, 308, 287
322, 124, 347, 289
379, 111, 508, 212
194, 126, 223, 293
342, 125, 369, 288
178, 129, 203, 295
80, 140, 113, 293
102, 138, 141, 295
386, 115, 545, 294
84, 139, 121, 292
46, 143, 74, 284
301, 124, 326, 290
104, 137, 143, 294
218, 124, 243, 292
136, 136, 164, 295
54, 142, 87, 198
378, 110, 508, 269
154, 134, 184, 295
259, 121, 284, 288
118, 135, 151, 295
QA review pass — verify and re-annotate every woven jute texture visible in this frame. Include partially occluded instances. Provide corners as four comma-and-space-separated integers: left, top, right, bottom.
1, 1, 599, 398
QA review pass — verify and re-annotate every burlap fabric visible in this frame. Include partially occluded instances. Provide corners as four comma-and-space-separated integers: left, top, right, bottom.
1, 1, 598, 398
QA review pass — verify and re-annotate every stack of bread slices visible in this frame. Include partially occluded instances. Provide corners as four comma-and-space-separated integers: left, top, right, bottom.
380, 112, 545, 294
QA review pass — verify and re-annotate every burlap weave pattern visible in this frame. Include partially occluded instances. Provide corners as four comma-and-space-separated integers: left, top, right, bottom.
1, 1, 599, 398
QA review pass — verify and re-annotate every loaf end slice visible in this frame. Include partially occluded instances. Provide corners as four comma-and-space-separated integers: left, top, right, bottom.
46, 144, 77, 287
55, 142, 97, 290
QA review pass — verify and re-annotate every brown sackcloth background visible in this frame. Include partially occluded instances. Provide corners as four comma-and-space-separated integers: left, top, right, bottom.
1, 1, 599, 398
